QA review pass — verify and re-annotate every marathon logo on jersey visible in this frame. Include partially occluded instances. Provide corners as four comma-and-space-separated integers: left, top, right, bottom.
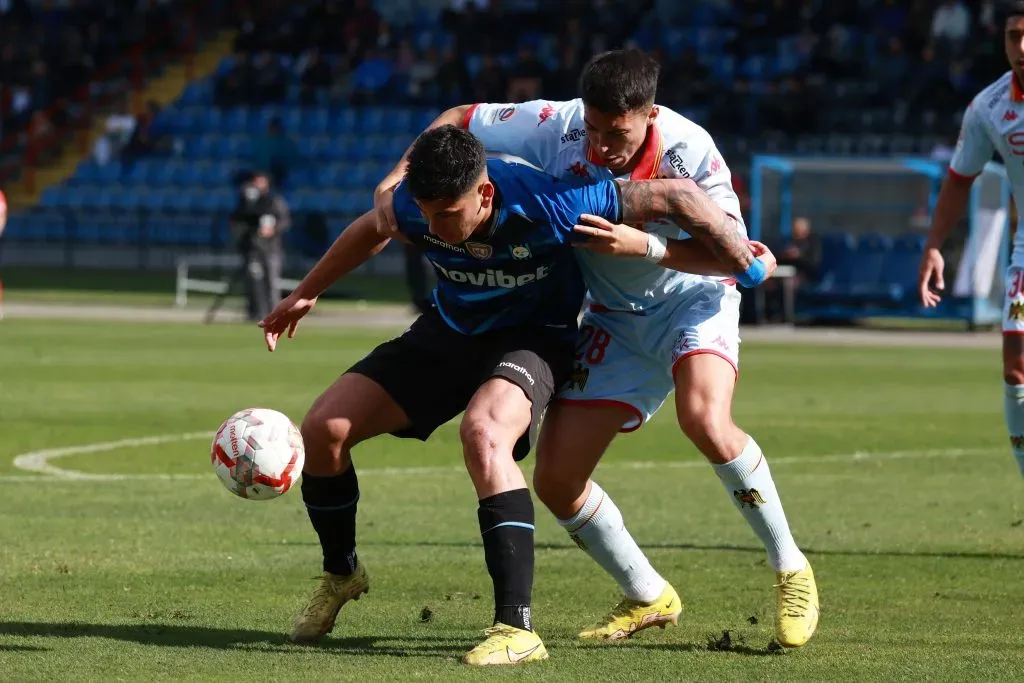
464, 241, 493, 259
421, 233, 468, 254
510, 244, 532, 259
431, 262, 551, 288
665, 146, 690, 178
492, 106, 516, 123
561, 128, 586, 144
537, 103, 556, 126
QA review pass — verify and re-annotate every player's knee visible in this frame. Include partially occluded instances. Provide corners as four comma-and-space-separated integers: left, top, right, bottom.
300, 406, 356, 473
676, 399, 735, 462
460, 412, 517, 475
1005, 358, 1024, 386
532, 465, 584, 515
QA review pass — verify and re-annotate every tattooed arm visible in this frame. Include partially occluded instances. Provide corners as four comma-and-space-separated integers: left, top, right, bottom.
615, 178, 754, 272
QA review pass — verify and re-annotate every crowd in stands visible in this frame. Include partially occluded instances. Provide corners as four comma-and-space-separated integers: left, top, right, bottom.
0, 0, 225, 163
210, 0, 1011, 145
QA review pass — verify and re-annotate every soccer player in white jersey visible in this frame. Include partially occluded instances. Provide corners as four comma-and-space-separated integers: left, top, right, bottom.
376, 49, 819, 649
920, 1, 1024, 479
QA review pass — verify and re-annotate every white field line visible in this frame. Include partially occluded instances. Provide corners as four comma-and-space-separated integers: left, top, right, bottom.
0, 432, 1004, 483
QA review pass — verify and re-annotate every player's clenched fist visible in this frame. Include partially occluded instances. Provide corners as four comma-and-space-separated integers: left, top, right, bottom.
747, 240, 777, 280
258, 293, 318, 352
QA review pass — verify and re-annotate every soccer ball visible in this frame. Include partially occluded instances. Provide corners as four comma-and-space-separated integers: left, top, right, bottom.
211, 408, 305, 500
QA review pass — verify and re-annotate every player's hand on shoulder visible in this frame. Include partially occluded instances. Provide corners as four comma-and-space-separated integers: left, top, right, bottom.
572, 213, 649, 258
748, 240, 777, 280
918, 247, 945, 307
373, 183, 401, 239
258, 292, 318, 352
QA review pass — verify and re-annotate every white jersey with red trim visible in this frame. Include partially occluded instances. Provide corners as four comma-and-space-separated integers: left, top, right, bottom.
464, 99, 747, 313
951, 71, 1024, 262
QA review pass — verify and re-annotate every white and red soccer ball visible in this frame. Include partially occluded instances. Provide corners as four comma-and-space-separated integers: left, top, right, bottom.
211, 408, 304, 500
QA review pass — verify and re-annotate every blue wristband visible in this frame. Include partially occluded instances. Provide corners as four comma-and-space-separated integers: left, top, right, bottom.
735, 258, 767, 288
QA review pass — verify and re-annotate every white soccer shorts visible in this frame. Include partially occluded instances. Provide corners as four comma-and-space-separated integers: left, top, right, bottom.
557, 280, 742, 431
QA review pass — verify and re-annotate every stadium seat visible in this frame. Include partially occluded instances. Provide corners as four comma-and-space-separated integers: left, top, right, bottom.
882, 233, 928, 305
845, 233, 894, 302
800, 231, 857, 301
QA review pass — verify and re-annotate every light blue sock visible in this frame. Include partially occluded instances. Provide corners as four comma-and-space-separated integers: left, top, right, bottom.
1003, 384, 1024, 477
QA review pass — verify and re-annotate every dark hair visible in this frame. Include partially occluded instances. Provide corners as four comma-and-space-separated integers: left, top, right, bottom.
579, 48, 660, 114
997, 0, 1024, 26
405, 125, 487, 201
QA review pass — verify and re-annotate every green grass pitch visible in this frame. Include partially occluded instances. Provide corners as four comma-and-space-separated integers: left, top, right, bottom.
1, 318, 1022, 681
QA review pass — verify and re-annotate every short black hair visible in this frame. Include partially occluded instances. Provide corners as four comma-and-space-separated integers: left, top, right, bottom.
997, 0, 1024, 26
405, 125, 487, 202
579, 48, 660, 114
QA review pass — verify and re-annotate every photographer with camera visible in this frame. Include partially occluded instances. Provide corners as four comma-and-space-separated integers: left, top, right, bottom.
230, 171, 291, 322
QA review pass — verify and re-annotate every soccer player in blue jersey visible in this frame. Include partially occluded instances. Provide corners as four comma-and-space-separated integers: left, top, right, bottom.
258, 125, 773, 666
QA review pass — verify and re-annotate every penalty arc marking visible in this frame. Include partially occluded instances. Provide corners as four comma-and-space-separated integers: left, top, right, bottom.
0, 432, 1006, 483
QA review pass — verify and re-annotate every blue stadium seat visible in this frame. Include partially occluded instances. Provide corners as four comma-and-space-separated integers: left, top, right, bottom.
801, 231, 857, 300
302, 108, 330, 135
882, 233, 927, 304
220, 108, 248, 134
846, 233, 894, 301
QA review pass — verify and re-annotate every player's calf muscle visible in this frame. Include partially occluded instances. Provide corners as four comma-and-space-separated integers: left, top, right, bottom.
1004, 335, 1024, 385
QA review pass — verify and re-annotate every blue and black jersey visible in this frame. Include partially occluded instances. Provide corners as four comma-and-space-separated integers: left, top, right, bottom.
393, 158, 622, 336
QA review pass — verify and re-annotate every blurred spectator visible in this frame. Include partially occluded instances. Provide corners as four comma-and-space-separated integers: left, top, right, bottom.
230, 172, 291, 323
122, 101, 173, 163
473, 53, 510, 103
779, 217, 821, 285
506, 46, 548, 101
350, 48, 394, 104
252, 117, 300, 188
931, 0, 971, 56
297, 48, 334, 105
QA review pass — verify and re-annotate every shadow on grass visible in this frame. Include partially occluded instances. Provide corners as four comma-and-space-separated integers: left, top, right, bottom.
274, 540, 1024, 562
0, 622, 469, 657
0, 643, 49, 652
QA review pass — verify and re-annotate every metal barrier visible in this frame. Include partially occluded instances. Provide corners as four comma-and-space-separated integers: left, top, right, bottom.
174, 253, 302, 307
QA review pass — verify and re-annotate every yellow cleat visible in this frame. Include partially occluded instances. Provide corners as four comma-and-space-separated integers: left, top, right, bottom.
289, 564, 370, 643
775, 561, 819, 648
461, 624, 549, 666
577, 583, 682, 641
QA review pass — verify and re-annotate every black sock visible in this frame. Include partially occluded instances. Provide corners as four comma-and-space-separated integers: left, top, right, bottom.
301, 467, 360, 576
477, 488, 535, 631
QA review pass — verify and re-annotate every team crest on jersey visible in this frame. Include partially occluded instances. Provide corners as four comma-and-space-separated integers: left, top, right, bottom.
1009, 300, 1024, 322
510, 244, 532, 259
567, 363, 589, 392
464, 241, 493, 259
733, 488, 765, 509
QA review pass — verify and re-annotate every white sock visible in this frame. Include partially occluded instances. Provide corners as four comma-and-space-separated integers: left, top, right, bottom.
1003, 384, 1024, 477
558, 482, 667, 603
713, 437, 806, 572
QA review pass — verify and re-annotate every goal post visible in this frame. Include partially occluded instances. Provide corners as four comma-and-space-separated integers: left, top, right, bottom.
749, 155, 1011, 326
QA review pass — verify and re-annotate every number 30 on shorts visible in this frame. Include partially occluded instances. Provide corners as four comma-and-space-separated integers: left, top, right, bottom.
575, 324, 612, 365
1010, 270, 1024, 299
